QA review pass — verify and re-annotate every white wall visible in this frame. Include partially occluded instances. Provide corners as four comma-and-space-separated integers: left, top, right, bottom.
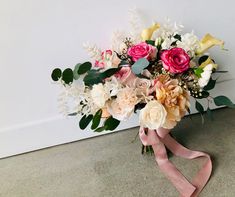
0, 0, 235, 157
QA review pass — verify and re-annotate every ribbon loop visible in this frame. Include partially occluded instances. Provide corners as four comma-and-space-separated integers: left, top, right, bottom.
139, 127, 212, 197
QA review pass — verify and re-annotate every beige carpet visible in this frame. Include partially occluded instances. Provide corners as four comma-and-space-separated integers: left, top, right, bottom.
0, 108, 234, 197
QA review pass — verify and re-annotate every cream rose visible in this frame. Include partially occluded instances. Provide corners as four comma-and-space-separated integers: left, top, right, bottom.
90, 83, 110, 108
134, 78, 151, 96
106, 100, 133, 121
139, 100, 167, 129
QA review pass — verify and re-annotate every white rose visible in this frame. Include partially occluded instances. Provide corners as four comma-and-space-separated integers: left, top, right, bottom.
90, 83, 110, 108
198, 64, 213, 88
139, 100, 167, 129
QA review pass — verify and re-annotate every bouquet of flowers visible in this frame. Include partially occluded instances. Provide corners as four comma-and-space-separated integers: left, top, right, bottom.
51, 13, 234, 197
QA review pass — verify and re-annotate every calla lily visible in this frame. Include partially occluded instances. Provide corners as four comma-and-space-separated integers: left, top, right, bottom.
196, 33, 224, 55
141, 23, 160, 41
199, 57, 218, 70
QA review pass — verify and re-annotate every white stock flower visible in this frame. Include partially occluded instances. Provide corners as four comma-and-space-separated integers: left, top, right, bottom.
177, 32, 199, 53
198, 64, 213, 88
139, 100, 167, 129
90, 83, 110, 108
104, 77, 122, 97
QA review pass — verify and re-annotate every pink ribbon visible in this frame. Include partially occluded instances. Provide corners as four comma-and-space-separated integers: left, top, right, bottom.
139, 127, 212, 197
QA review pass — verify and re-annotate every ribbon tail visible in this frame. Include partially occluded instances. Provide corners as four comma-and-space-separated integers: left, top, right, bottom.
152, 142, 196, 197
161, 133, 212, 197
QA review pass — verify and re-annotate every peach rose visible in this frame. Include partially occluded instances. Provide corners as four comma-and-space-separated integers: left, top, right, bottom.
155, 75, 190, 129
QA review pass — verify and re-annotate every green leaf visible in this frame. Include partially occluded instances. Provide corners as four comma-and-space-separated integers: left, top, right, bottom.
73, 63, 81, 80
197, 91, 210, 99
51, 68, 62, 81
145, 40, 155, 46
77, 62, 92, 75
195, 100, 204, 114
62, 68, 74, 84
83, 70, 103, 86
198, 55, 209, 65
194, 67, 204, 77
91, 109, 102, 130
94, 126, 107, 132
203, 78, 216, 91
101, 67, 121, 78
131, 58, 149, 75
206, 107, 213, 121
79, 114, 93, 130
214, 96, 235, 108
104, 116, 120, 131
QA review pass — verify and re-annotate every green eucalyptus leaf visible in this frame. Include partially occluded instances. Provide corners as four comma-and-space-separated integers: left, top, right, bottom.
62, 68, 74, 84
83, 70, 103, 86
195, 100, 204, 114
51, 68, 62, 81
131, 58, 149, 75
77, 62, 92, 75
104, 116, 120, 131
204, 78, 217, 91
214, 96, 235, 108
94, 126, 107, 132
79, 114, 93, 130
101, 67, 121, 78
91, 109, 102, 130
73, 63, 81, 80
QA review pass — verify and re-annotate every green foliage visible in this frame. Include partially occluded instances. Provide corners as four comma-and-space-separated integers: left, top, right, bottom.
91, 109, 102, 130
197, 91, 210, 99
204, 78, 216, 91
198, 55, 209, 65
145, 40, 155, 46
62, 68, 74, 84
104, 116, 120, 131
73, 63, 81, 80
101, 67, 121, 78
131, 58, 149, 75
83, 70, 103, 86
79, 114, 93, 130
194, 67, 204, 78
195, 100, 204, 113
94, 126, 106, 132
214, 96, 235, 108
173, 34, 182, 41
83, 67, 121, 86
77, 62, 92, 75
51, 68, 62, 81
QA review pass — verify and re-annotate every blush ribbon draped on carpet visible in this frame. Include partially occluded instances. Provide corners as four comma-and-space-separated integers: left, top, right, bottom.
139, 127, 212, 197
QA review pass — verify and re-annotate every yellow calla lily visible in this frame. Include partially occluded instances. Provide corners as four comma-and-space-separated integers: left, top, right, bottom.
199, 57, 218, 70
141, 23, 160, 41
196, 33, 224, 55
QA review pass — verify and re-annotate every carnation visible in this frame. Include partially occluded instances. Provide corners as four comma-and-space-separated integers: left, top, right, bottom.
90, 83, 110, 108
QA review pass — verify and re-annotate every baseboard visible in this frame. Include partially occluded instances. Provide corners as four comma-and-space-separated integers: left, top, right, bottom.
1, 80, 234, 159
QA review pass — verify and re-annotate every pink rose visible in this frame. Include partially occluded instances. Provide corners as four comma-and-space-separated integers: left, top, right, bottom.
160, 47, 190, 74
127, 42, 157, 62
115, 66, 137, 87
95, 50, 113, 68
